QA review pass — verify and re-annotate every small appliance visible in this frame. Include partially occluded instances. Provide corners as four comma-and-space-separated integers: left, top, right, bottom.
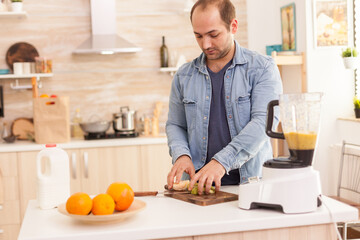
238, 93, 323, 214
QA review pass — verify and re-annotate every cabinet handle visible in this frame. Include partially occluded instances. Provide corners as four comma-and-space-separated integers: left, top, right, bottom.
83, 152, 89, 179
71, 152, 77, 179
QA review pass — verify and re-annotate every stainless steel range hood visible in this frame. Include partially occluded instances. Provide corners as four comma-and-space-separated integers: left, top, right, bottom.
73, 0, 142, 55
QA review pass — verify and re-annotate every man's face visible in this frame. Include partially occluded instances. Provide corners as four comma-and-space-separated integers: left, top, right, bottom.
192, 5, 234, 61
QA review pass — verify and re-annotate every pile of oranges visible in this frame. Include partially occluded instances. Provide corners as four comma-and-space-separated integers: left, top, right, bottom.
66, 182, 134, 215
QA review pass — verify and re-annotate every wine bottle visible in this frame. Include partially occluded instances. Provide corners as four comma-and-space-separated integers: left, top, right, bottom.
160, 36, 169, 67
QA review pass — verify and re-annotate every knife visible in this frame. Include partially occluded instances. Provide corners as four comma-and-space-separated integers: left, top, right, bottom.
134, 190, 191, 197
135, 185, 191, 197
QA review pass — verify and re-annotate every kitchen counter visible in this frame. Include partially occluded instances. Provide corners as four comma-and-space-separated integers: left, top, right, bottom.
0, 135, 167, 153
18, 186, 358, 240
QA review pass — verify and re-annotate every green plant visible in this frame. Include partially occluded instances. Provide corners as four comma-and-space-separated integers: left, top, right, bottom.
11, 0, 22, 2
354, 96, 360, 109
342, 47, 358, 58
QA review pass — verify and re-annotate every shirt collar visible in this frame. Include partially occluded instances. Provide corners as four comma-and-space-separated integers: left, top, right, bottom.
194, 40, 248, 73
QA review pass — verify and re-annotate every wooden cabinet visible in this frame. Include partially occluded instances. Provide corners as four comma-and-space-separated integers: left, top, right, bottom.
0, 153, 21, 240
140, 144, 172, 191
66, 146, 142, 194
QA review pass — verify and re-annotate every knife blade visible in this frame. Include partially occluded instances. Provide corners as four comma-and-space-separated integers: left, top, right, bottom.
134, 189, 191, 197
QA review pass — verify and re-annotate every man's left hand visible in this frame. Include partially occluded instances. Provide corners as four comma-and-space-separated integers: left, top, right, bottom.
188, 159, 226, 195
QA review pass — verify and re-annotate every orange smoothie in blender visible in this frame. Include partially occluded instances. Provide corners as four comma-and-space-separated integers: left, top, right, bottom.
283, 132, 317, 165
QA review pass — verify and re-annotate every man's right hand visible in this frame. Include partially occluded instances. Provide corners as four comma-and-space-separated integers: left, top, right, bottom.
167, 155, 195, 190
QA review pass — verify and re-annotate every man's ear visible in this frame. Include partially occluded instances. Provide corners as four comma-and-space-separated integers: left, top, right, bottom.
230, 18, 238, 34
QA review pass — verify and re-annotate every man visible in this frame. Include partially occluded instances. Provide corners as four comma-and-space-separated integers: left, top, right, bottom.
166, 0, 283, 194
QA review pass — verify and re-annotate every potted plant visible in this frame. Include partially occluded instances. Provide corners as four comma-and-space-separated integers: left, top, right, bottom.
11, 0, 22, 12
342, 47, 359, 69
354, 96, 360, 118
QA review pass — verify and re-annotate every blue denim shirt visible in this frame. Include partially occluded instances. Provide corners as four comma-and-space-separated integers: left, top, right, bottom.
166, 40, 283, 184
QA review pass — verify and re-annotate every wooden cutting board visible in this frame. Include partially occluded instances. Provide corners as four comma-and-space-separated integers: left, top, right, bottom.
164, 191, 238, 206
6, 42, 39, 71
11, 118, 34, 140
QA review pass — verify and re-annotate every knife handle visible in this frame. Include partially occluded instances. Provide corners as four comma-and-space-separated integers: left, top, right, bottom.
134, 191, 158, 196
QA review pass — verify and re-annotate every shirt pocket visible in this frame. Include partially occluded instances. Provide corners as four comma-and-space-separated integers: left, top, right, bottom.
183, 98, 197, 130
236, 94, 251, 128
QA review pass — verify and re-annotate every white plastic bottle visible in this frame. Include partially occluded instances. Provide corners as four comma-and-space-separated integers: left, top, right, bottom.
36, 144, 70, 210
72, 108, 83, 139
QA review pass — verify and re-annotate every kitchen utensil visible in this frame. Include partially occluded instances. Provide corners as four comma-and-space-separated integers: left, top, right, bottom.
37, 144, 70, 209
112, 106, 137, 133
239, 93, 323, 214
11, 118, 34, 140
2, 134, 19, 143
31, 77, 38, 98
6, 42, 39, 71
57, 199, 146, 223
80, 121, 110, 134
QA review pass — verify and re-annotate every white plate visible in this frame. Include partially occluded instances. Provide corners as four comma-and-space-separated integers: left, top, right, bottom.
57, 199, 146, 223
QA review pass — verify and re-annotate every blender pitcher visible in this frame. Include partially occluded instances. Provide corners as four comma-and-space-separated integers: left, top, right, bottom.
265, 92, 323, 168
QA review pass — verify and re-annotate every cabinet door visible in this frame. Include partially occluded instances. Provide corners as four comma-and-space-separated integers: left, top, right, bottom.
0, 153, 20, 226
79, 146, 142, 194
0, 224, 20, 240
140, 144, 172, 191
17, 151, 39, 220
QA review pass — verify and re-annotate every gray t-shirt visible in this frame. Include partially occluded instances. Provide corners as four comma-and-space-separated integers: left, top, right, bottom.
206, 60, 240, 185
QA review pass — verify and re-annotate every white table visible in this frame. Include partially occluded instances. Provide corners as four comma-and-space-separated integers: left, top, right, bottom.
17, 186, 358, 240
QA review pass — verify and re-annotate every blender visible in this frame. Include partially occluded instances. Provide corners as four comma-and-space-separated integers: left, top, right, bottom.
238, 93, 323, 214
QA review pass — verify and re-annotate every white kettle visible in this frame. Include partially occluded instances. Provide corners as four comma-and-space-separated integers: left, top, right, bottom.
36, 144, 70, 209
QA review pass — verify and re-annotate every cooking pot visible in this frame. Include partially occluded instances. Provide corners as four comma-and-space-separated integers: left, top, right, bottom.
113, 106, 137, 132
80, 121, 110, 134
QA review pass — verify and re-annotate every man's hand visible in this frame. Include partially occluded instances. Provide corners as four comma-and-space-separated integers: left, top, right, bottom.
167, 155, 195, 190
189, 159, 225, 195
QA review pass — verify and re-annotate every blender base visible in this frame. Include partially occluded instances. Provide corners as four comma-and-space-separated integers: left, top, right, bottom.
238, 166, 322, 214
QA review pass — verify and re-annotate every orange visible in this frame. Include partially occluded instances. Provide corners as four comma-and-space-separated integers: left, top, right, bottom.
40, 94, 49, 98
91, 193, 115, 215
106, 182, 134, 211
66, 192, 92, 215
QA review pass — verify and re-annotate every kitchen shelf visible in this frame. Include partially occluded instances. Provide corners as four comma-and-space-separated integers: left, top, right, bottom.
0, 11, 27, 18
0, 73, 53, 90
271, 51, 306, 93
0, 73, 53, 79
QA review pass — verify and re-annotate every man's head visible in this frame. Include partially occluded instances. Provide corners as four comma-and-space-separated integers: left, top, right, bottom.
190, 0, 238, 61
190, 0, 236, 30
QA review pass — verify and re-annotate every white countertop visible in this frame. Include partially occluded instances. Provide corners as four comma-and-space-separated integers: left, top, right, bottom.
0, 136, 167, 153
18, 186, 358, 240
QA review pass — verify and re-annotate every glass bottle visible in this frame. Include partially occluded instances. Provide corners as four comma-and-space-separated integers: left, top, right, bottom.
71, 109, 83, 139
160, 36, 169, 67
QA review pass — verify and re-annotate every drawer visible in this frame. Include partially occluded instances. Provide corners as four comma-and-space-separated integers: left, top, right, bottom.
0, 224, 20, 240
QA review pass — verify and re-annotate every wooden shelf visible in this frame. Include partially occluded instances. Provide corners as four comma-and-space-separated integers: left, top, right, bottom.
271, 51, 306, 93
272, 54, 303, 65
0, 11, 27, 18
0, 73, 53, 79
